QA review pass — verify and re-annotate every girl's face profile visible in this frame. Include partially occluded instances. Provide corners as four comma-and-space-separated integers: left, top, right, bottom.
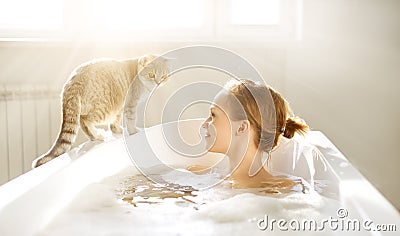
202, 92, 233, 154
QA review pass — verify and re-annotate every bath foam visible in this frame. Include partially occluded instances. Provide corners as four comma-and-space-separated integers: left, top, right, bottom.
38, 179, 216, 236
160, 167, 224, 189
38, 165, 345, 236
193, 191, 336, 223
65, 183, 121, 212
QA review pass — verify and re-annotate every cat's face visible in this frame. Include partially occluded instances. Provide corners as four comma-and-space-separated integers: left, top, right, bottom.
137, 55, 170, 90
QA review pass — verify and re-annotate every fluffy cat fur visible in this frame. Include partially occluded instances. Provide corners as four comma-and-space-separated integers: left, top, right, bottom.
32, 55, 170, 168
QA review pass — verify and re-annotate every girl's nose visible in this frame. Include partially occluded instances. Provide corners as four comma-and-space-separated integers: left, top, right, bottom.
202, 117, 211, 128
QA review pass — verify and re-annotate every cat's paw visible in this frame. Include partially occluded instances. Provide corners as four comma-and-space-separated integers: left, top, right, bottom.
32, 155, 54, 168
128, 127, 138, 135
110, 124, 123, 134
91, 136, 105, 142
91, 129, 106, 141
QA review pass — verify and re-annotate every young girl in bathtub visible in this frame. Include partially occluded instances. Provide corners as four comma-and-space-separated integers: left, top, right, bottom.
189, 79, 335, 194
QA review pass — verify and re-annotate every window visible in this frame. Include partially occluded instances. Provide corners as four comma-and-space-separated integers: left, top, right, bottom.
230, 0, 280, 26
0, 0, 63, 29
216, 0, 301, 41
0, 0, 301, 42
94, 0, 204, 29
85, 0, 212, 41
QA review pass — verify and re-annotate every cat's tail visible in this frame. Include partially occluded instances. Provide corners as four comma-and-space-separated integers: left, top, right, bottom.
32, 94, 81, 168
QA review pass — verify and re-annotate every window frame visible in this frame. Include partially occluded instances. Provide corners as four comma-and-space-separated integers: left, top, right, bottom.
0, 0, 302, 42
215, 0, 300, 42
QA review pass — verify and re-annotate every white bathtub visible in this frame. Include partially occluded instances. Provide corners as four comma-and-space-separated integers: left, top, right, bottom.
0, 119, 398, 235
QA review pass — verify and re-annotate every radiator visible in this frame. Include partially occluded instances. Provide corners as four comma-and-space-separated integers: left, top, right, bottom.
0, 84, 62, 185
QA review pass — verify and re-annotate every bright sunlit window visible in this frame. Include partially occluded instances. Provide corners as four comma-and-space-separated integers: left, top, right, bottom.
230, 0, 280, 25
0, 0, 299, 41
95, 0, 204, 30
0, 0, 63, 29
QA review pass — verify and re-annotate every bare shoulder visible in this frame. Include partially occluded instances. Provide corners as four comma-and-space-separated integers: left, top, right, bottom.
187, 165, 212, 174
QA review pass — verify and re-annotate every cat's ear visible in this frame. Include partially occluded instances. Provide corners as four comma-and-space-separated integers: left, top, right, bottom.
138, 54, 158, 67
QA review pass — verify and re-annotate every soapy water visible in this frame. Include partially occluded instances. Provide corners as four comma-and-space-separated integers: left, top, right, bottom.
114, 170, 309, 208
116, 174, 198, 207
111, 164, 320, 206
38, 166, 347, 236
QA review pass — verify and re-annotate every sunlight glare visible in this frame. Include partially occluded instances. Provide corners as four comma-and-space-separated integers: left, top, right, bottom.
0, 0, 63, 29
231, 0, 280, 25
98, 0, 204, 29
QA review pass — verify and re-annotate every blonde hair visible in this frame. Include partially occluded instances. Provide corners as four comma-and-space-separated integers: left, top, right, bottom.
224, 79, 308, 152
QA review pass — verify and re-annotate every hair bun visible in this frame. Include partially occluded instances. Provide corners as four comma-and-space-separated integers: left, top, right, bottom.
283, 116, 309, 139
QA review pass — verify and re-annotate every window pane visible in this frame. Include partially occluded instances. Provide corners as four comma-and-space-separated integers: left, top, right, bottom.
0, 0, 63, 29
97, 0, 204, 29
231, 0, 280, 25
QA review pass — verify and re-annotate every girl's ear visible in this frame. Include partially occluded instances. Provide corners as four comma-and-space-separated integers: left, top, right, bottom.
236, 120, 250, 136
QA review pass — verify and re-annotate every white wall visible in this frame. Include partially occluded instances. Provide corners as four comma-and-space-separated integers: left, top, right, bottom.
285, 0, 400, 209
0, 0, 398, 209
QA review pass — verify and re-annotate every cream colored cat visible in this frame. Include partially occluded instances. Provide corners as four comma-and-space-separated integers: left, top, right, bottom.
32, 55, 170, 168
